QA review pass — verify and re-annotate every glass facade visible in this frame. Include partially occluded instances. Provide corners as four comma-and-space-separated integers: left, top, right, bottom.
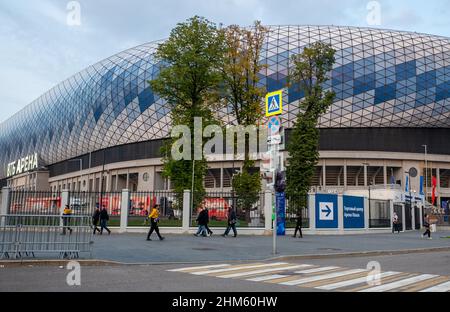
1, 26, 450, 180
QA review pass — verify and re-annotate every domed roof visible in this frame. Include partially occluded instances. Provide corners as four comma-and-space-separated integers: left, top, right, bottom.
1, 25, 450, 178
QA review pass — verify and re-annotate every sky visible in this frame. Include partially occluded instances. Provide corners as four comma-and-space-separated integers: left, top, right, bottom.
0, 0, 449, 123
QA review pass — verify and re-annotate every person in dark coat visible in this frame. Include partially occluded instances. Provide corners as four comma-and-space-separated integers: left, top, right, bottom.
99, 206, 111, 235
204, 208, 213, 236
194, 208, 208, 237
292, 212, 303, 238
222, 206, 237, 238
92, 207, 101, 235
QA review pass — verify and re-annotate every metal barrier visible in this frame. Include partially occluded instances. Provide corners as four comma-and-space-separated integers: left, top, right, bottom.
192, 192, 265, 228
0, 215, 93, 260
129, 191, 182, 227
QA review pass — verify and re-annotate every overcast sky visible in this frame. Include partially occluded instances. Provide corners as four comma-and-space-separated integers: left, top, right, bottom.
0, 0, 449, 123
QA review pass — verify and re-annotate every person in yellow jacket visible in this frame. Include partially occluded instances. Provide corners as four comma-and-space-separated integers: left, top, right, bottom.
62, 205, 73, 235
146, 204, 165, 241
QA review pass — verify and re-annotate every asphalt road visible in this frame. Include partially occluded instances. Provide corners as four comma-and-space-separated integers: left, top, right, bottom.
1, 251, 449, 292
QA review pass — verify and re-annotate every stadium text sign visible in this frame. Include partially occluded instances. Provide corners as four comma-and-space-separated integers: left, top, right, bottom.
6, 153, 39, 178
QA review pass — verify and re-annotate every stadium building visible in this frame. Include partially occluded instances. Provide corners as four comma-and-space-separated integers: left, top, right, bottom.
1, 25, 450, 227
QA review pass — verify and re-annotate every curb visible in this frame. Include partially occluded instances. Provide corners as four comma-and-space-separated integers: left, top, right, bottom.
2, 247, 450, 267
266, 246, 450, 261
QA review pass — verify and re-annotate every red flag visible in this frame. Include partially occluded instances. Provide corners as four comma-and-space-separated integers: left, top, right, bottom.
432, 176, 437, 205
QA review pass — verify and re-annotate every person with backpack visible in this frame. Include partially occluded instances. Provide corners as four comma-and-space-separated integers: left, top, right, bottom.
146, 204, 165, 241
222, 206, 237, 238
92, 207, 101, 235
62, 204, 73, 235
100, 206, 111, 235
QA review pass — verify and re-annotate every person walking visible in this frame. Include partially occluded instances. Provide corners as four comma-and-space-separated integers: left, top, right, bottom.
292, 212, 303, 238
194, 208, 208, 237
222, 206, 237, 238
392, 212, 401, 234
92, 207, 101, 235
204, 208, 213, 236
147, 204, 165, 241
62, 204, 73, 235
422, 214, 432, 239
100, 206, 111, 235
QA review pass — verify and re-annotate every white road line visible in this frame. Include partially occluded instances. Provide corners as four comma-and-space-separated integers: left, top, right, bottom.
294, 266, 340, 274
246, 274, 289, 282
168, 264, 230, 272
280, 269, 367, 286
218, 265, 312, 279
359, 274, 439, 292
191, 262, 289, 275
419, 281, 450, 292
316, 271, 400, 290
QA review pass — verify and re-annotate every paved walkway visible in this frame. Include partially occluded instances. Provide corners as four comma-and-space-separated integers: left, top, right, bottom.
86, 230, 450, 264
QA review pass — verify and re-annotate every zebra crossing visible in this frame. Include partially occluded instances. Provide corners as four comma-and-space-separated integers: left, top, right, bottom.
167, 262, 450, 292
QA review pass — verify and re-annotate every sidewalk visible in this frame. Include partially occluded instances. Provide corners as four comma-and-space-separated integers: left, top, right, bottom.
86, 230, 450, 264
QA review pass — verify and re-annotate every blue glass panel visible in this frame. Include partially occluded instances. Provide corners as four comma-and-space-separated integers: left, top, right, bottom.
417, 70, 436, 91
374, 83, 397, 105
138, 87, 155, 112
395, 60, 416, 81
436, 81, 450, 102
354, 73, 376, 95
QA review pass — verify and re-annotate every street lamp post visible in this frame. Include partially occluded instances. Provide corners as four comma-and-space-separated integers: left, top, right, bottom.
422, 145, 428, 203
363, 163, 371, 226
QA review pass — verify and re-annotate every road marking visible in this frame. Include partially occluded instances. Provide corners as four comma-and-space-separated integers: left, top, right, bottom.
168, 264, 230, 272
420, 280, 450, 292
294, 266, 340, 274
246, 274, 289, 282
217, 265, 312, 279
191, 262, 288, 275
280, 269, 367, 286
359, 274, 439, 292
316, 271, 400, 290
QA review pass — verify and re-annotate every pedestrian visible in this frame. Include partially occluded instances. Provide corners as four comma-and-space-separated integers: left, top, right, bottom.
100, 206, 111, 235
421, 214, 432, 240
92, 207, 101, 235
142, 208, 149, 226
167, 201, 175, 220
222, 206, 237, 238
147, 204, 165, 241
392, 212, 401, 234
292, 212, 303, 238
204, 208, 213, 237
194, 207, 208, 237
62, 204, 73, 235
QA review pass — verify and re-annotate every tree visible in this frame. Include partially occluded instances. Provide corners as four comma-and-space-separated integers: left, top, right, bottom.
286, 42, 336, 211
221, 21, 268, 222
150, 16, 225, 207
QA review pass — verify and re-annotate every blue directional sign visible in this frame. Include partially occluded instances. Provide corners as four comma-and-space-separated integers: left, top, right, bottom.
315, 194, 338, 229
343, 195, 365, 229
268, 116, 281, 135
265, 90, 283, 117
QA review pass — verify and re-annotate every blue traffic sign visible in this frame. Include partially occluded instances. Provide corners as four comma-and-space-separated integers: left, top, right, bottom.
265, 90, 283, 117
316, 194, 338, 229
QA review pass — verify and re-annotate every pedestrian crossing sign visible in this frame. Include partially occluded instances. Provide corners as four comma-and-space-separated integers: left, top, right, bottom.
265, 90, 283, 117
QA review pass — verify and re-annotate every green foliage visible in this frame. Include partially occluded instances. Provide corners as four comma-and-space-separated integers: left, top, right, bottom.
232, 160, 262, 212
286, 42, 336, 209
150, 16, 225, 203
221, 21, 267, 217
